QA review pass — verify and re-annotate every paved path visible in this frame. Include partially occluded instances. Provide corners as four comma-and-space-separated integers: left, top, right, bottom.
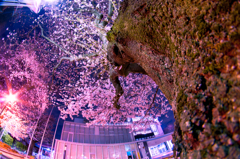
0, 147, 27, 159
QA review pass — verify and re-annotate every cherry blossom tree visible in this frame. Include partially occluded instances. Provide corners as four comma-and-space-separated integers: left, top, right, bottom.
0, 39, 50, 140
34, 0, 171, 129
0, 0, 171, 132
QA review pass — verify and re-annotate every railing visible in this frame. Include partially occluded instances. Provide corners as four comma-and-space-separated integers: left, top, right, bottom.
56, 132, 173, 146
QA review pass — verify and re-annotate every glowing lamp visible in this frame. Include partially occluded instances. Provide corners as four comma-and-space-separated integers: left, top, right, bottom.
4, 89, 18, 104
5, 93, 17, 103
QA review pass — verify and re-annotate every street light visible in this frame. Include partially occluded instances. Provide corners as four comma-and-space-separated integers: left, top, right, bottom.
5, 90, 17, 104
0, 89, 19, 141
0, 89, 18, 115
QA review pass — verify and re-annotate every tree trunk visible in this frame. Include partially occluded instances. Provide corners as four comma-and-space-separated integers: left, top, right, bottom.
107, 0, 240, 158
28, 140, 37, 156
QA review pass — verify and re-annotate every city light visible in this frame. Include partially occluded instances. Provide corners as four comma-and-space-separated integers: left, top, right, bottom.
5, 92, 17, 104
0, 88, 19, 115
4, 89, 18, 104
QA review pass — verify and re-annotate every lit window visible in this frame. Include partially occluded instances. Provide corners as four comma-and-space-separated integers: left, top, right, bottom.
166, 140, 174, 150
149, 142, 168, 157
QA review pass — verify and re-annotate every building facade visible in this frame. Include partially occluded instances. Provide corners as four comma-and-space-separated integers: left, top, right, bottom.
54, 120, 173, 159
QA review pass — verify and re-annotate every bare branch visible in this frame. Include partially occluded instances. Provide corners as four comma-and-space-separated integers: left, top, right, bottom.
145, 87, 159, 116
38, 22, 72, 55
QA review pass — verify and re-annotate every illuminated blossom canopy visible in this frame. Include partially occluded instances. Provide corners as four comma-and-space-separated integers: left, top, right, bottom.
0, 42, 49, 139
0, 0, 172, 138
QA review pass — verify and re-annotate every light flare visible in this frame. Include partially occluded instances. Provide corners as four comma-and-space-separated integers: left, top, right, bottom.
3, 89, 20, 104
5, 91, 17, 103
1, 77, 22, 105
0, 0, 59, 13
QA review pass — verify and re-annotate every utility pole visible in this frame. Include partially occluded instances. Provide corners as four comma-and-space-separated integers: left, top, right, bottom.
37, 105, 55, 159
25, 112, 42, 159
50, 112, 61, 159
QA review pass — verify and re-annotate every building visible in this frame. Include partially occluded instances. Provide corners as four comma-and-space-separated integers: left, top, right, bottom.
53, 119, 173, 159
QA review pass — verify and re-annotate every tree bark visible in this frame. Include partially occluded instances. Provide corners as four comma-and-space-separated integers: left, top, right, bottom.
107, 0, 240, 158
28, 140, 37, 156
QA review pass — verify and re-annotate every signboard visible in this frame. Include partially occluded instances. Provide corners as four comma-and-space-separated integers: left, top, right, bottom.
148, 140, 173, 157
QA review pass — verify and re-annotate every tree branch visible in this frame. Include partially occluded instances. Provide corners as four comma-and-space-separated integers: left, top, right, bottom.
38, 22, 72, 55
145, 87, 159, 116
110, 63, 147, 109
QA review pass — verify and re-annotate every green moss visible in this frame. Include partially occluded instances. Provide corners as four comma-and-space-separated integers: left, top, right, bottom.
215, 0, 235, 14
191, 52, 200, 60
186, 48, 200, 60
230, 3, 240, 26
109, 3, 173, 58
203, 62, 222, 74
175, 59, 179, 66
106, 31, 116, 42
187, 48, 192, 55
183, 30, 188, 36
212, 23, 223, 34
170, 44, 178, 58
195, 14, 210, 39
227, 79, 234, 86
200, 149, 207, 158
188, 101, 196, 110
203, 57, 210, 65
230, 32, 240, 45
190, 29, 197, 38
203, 52, 217, 65
181, 60, 185, 65
217, 42, 233, 54
203, 67, 209, 74
194, 93, 204, 99
179, 39, 182, 45
176, 89, 188, 118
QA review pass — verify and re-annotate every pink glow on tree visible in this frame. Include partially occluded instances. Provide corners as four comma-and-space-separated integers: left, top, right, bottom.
35, 0, 171, 129
0, 0, 171, 132
0, 40, 49, 139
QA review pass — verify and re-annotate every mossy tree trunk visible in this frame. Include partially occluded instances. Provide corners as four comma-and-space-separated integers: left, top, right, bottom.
107, 0, 240, 158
